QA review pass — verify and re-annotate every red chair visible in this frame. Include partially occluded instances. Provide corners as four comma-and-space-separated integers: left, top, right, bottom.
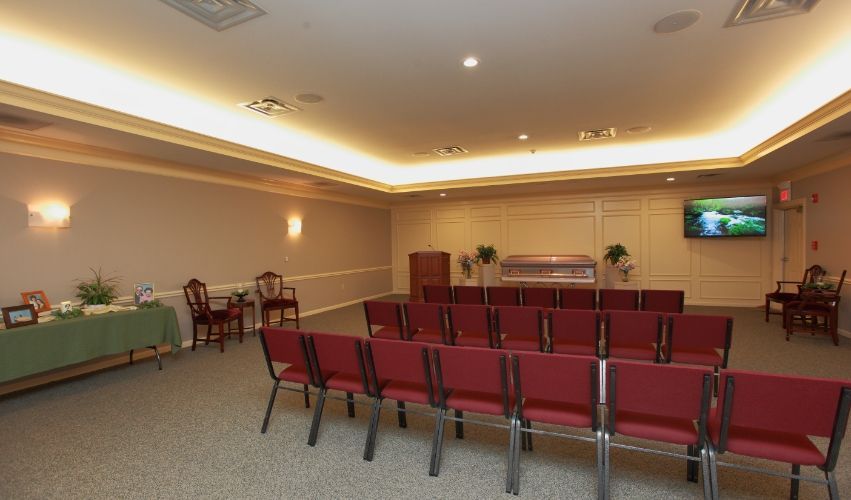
605, 361, 714, 499
599, 289, 639, 311
403, 302, 447, 344
708, 370, 851, 499
521, 287, 558, 309
183, 278, 244, 353
363, 338, 435, 461
507, 352, 601, 495
258, 327, 313, 433
454, 285, 486, 305
363, 301, 405, 340
558, 288, 597, 310
430, 345, 513, 482
641, 289, 685, 313
256, 271, 300, 328
487, 286, 522, 306
549, 309, 601, 357
495, 306, 545, 352
664, 314, 733, 395
446, 304, 497, 348
305, 333, 370, 446
423, 284, 453, 304
604, 310, 663, 361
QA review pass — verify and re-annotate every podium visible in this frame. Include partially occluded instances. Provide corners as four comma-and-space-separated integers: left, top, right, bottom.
409, 251, 450, 301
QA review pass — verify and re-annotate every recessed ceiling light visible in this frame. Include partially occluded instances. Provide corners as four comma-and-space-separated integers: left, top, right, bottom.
518, 134, 529, 140
439, 193, 447, 197
462, 56, 480, 68
626, 126, 652, 134
654, 10, 702, 34
666, 177, 676, 182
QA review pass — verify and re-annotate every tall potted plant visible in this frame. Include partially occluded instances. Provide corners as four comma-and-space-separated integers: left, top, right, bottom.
474, 244, 499, 286
75, 267, 121, 306
603, 243, 630, 288
475, 244, 498, 265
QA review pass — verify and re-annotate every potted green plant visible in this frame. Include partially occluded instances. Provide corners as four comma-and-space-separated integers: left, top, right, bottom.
75, 267, 121, 306
603, 243, 629, 266
474, 244, 499, 264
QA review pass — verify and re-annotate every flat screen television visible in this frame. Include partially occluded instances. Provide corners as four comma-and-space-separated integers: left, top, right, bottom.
684, 195, 767, 238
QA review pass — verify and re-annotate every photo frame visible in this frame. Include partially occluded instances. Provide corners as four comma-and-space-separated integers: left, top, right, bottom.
20, 290, 51, 314
134, 282, 155, 305
2, 304, 39, 329
60, 301, 73, 314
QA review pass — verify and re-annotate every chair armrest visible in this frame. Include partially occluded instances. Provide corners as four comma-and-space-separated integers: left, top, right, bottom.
773, 280, 803, 293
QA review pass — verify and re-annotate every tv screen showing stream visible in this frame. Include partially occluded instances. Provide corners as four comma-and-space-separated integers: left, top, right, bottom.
684, 195, 767, 238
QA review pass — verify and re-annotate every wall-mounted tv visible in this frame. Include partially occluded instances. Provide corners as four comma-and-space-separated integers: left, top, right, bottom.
684, 195, 767, 238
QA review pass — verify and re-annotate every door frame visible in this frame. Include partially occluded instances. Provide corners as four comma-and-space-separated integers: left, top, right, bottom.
771, 198, 806, 291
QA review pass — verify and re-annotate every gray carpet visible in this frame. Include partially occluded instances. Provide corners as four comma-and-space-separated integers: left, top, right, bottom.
1, 297, 849, 499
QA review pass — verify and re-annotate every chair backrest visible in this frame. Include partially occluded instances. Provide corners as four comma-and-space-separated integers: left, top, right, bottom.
446, 304, 494, 346
306, 332, 369, 394
599, 289, 639, 311
559, 288, 597, 310
512, 352, 598, 425
666, 314, 733, 364
423, 284, 453, 304
363, 300, 405, 339
364, 338, 433, 404
607, 361, 712, 438
486, 286, 521, 306
640, 289, 685, 313
259, 327, 313, 383
432, 345, 511, 416
495, 306, 543, 346
256, 271, 283, 300
522, 287, 558, 309
454, 285, 486, 305
715, 369, 851, 469
604, 310, 663, 358
403, 302, 446, 341
183, 278, 210, 318
833, 269, 847, 296
549, 309, 601, 357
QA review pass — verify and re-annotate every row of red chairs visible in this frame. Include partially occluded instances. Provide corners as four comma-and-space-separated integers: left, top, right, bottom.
425, 285, 684, 313
259, 328, 851, 499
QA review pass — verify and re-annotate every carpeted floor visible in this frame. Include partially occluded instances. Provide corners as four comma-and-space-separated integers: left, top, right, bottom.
1, 297, 849, 499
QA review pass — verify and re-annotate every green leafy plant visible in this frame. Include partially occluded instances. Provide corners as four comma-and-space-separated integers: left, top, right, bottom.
75, 267, 121, 306
137, 299, 163, 309
474, 244, 498, 264
603, 243, 629, 266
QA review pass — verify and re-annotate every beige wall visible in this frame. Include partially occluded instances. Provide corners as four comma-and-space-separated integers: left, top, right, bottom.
792, 163, 851, 331
392, 186, 774, 307
0, 154, 392, 338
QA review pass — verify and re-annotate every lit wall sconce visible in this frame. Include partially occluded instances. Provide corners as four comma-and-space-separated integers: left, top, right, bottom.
287, 218, 302, 236
29, 203, 71, 228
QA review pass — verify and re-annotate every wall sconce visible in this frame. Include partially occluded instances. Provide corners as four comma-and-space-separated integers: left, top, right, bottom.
287, 218, 302, 236
29, 203, 71, 228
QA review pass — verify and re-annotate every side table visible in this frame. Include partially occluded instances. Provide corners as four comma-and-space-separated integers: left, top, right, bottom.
229, 299, 257, 336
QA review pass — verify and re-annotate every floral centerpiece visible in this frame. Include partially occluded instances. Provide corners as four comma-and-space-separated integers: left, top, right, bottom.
457, 250, 476, 279
615, 256, 637, 281
232, 288, 249, 302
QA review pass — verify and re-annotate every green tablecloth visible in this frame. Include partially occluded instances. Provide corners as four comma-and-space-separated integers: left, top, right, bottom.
0, 306, 181, 383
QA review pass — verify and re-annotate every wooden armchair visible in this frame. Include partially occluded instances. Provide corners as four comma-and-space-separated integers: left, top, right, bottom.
183, 278, 244, 353
765, 264, 824, 326
784, 270, 846, 345
256, 271, 300, 328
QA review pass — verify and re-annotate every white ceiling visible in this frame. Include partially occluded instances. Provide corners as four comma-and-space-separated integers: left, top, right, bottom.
0, 0, 850, 202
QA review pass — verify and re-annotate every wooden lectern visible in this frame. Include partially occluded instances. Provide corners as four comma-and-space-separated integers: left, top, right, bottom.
408, 251, 449, 301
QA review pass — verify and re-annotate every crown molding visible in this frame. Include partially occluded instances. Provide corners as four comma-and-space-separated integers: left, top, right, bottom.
771, 148, 851, 184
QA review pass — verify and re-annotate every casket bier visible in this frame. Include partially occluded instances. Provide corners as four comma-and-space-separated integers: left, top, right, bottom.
500, 255, 597, 284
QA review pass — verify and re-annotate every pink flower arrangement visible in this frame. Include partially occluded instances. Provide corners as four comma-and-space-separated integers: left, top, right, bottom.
457, 250, 476, 278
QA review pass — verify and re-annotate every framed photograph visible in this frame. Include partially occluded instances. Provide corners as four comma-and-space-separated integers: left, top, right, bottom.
2, 304, 39, 329
20, 290, 51, 314
134, 282, 155, 305
60, 301, 73, 314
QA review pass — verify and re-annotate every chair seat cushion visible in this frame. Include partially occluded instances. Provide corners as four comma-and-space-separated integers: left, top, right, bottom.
551, 339, 597, 356
523, 399, 593, 428
278, 365, 311, 385
445, 389, 513, 416
766, 292, 799, 301
500, 335, 541, 351
608, 343, 657, 361
663, 346, 722, 367
262, 298, 297, 309
453, 333, 492, 348
614, 410, 698, 445
410, 329, 444, 344
325, 372, 367, 395
380, 380, 433, 405
708, 415, 825, 466
371, 326, 403, 340
198, 308, 241, 323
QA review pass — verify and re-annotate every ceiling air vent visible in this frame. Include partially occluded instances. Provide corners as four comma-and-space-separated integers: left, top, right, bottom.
240, 97, 300, 117
159, 0, 267, 31
578, 128, 617, 141
433, 146, 468, 157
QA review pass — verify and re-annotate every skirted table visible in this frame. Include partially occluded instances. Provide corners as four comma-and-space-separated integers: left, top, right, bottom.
0, 306, 182, 383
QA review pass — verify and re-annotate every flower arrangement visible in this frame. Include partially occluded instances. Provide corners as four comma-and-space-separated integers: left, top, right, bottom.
51, 307, 83, 320
615, 256, 637, 281
474, 244, 498, 264
457, 250, 476, 279
232, 288, 249, 301
137, 299, 164, 309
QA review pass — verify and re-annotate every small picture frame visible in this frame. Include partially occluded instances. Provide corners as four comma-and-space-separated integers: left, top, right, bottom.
20, 290, 51, 314
134, 282, 155, 305
2, 304, 39, 329
60, 301, 73, 314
